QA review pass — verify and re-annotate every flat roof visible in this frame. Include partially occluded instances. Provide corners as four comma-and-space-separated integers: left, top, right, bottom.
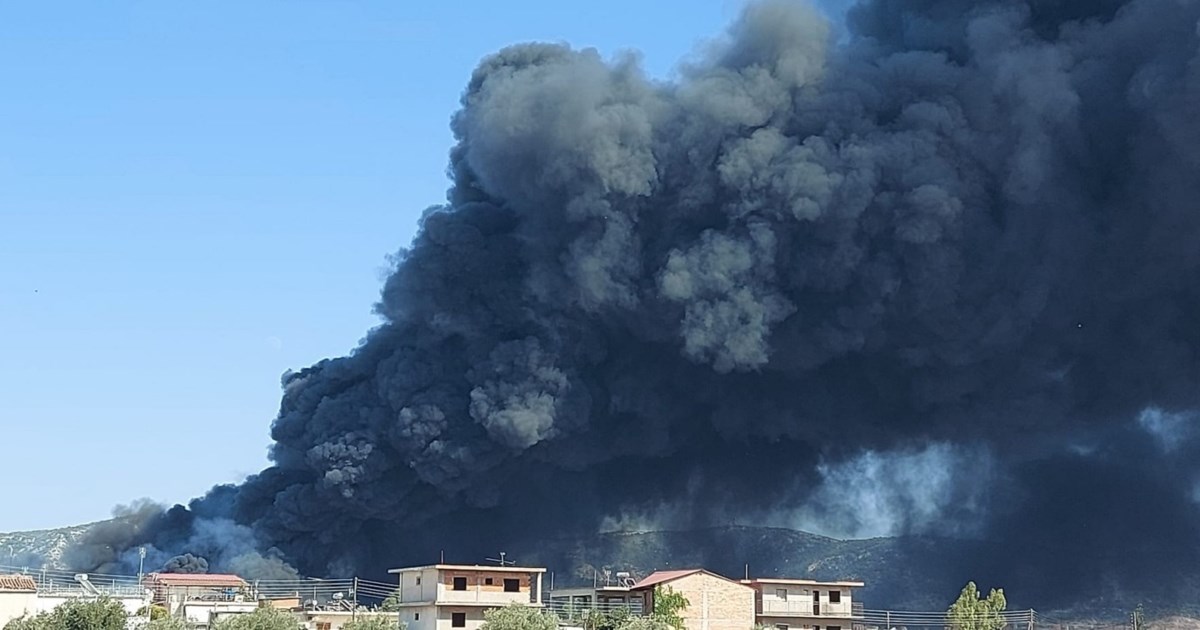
743, 578, 865, 587
388, 564, 547, 574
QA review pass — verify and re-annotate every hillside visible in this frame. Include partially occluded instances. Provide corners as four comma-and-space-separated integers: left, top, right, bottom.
0, 522, 93, 569
515, 526, 975, 610
4, 521, 1196, 621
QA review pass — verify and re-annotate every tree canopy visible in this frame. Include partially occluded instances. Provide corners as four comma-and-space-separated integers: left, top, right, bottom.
481, 604, 560, 630
651, 586, 689, 630
947, 581, 1008, 630
210, 607, 304, 630
342, 616, 406, 630
3, 598, 128, 630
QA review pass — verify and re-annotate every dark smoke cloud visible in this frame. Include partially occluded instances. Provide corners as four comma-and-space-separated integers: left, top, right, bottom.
72, 0, 1200, 610
163, 553, 208, 574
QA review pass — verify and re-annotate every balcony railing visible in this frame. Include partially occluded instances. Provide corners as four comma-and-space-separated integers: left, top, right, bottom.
545, 600, 645, 622
757, 601, 864, 618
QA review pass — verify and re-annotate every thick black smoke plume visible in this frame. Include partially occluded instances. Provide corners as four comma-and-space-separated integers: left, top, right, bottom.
163, 553, 209, 574
72, 0, 1200, 610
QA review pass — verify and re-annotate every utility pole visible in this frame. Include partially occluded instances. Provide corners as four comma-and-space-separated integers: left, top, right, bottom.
137, 547, 147, 584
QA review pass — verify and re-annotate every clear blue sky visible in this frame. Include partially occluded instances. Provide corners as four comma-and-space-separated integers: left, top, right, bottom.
0, 0, 849, 532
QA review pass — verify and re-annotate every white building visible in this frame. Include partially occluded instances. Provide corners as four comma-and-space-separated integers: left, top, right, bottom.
741, 578, 865, 630
387, 564, 547, 630
0, 573, 148, 628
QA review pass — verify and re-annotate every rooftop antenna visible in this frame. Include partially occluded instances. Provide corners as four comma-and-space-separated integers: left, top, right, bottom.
485, 552, 514, 567
440, 550, 445, 563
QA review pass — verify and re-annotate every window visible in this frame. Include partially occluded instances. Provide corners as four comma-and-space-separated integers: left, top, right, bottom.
776, 625, 789, 630
452, 612, 467, 628
776, 588, 788, 601
416, 576, 422, 585
813, 591, 820, 601
829, 591, 841, 603
827, 626, 841, 630
503, 578, 520, 592
414, 613, 421, 621
453, 576, 468, 591
485, 577, 494, 586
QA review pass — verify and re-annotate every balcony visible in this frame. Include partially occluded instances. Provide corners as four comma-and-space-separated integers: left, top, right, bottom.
756, 601, 864, 619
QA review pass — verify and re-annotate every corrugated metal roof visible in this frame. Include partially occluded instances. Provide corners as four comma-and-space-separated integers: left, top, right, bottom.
146, 573, 247, 587
0, 575, 37, 592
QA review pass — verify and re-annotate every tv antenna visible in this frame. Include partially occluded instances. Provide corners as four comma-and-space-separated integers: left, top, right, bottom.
486, 552, 515, 566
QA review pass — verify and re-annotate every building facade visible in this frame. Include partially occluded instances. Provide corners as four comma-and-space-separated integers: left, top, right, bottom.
742, 578, 865, 630
631, 570, 755, 630
0, 575, 37, 625
387, 564, 547, 630
144, 572, 257, 627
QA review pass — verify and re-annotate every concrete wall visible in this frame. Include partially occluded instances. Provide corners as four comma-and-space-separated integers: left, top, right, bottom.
0, 592, 37, 626
759, 585, 854, 618
435, 605, 489, 630
757, 615, 851, 630
398, 568, 440, 604
658, 573, 755, 630
399, 604, 436, 630
32, 594, 146, 617
436, 570, 535, 606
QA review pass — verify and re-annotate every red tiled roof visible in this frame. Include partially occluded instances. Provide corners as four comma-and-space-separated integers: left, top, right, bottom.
146, 573, 247, 587
632, 569, 704, 590
0, 575, 37, 592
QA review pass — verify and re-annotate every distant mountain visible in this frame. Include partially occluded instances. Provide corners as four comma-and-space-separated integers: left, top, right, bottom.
0, 522, 93, 569
515, 525, 975, 610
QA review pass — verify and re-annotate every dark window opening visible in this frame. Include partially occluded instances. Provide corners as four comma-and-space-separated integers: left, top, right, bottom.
485, 578, 494, 586
827, 626, 841, 630
414, 613, 420, 621
504, 578, 520, 592
453, 577, 467, 591
829, 591, 841, 603
776, 588, 788, 601
452, 612, 466, 628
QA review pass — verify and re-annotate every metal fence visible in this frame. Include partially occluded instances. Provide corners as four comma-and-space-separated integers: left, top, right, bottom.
858, 608, 1041, 630
544, 599, 645, 621
0, 563, 400, 613
0, 564, 145, 598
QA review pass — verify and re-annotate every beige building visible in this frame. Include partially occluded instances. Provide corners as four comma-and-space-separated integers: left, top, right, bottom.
144, 572, 257, 627
630, 569, 755, 630
0, 575, 37, 625
741, 578, 864, 630
387, 564, 547, 630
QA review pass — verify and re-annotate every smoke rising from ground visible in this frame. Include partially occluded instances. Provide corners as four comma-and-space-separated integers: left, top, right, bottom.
69, 0, 1200, 609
